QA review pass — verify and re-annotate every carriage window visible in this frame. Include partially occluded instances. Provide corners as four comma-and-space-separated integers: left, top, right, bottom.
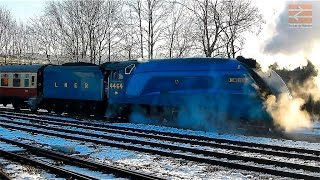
1, 74, 9, 87
13, 73, 21, 87
31, 76, 35, 87
24, 74, 30, 87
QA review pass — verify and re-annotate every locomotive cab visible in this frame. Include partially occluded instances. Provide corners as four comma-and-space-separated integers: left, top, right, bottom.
100, 61, 138, 118
101, 61, 137, 100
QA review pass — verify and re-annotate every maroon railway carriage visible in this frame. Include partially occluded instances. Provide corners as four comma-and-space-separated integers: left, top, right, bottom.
0, 65, 42, 110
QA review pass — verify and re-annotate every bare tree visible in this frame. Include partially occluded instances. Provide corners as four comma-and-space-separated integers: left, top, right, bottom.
126, 0, 145, 58
29, 15, 59, 62
45, 1, 77, 62
183, 0, 225, 57
221, 0, 264, 58
160, 1, 197, 58
119, 8, 141, 60
1, 0, 265, 64
42, 0, 125, 64
96, 0, 124, 63
126, 0, 170, 59
0, 7, 14, 59
182, 0, 263, 58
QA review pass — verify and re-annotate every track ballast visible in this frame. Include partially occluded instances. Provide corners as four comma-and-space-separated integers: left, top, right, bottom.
0, 110, 320, 179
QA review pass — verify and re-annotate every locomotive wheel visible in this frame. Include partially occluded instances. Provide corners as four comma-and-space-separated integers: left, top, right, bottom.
30, 108, 38, 113
81, 104, 91, 116
158, 107, 177, 125
13, 103, 21, 110
54, 105, 64, 114
2, 103, 7, 107
30, 104, 39, 113
94, 105, 105, 118
2, 101, 9, 107
45, 107, 52, 113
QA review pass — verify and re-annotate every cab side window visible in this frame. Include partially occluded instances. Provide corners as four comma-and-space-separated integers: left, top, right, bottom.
1, 74, 9, 87
112, 71, 118, 80
13, 73, 21, 87
111, 71, 123, 81
118, 70, 124, 80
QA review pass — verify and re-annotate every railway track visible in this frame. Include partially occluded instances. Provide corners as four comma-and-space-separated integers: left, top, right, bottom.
0, 146, 99, 180
1, 112, 320, 179
0, 137, 162, 180
1, 111, 320, 158
3, 108, 320, 142
0, 168, 10, 180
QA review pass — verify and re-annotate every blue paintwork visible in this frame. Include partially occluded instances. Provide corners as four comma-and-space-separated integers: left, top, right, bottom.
107, 58, 283, 121
133, 58, 243, 73
111, 58, 257, 104
43, 65, 105, 101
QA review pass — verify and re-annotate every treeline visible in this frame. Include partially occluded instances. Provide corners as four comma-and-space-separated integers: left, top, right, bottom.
0, 0, 263, 64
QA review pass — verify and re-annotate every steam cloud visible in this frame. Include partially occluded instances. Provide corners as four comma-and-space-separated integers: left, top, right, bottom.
264, 75, 320, 132
265, 94, 311, 132
292, 77, 320, 101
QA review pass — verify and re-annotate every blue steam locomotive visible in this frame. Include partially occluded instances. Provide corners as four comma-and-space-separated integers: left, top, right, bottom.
1, 57, 290, 127
103, 57, 289, 127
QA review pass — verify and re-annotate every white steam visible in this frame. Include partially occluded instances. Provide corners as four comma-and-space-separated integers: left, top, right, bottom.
264, 74, 320, 132
265, 94, 311, 132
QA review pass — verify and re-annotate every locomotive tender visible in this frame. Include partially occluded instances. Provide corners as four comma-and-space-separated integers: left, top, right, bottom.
0, 57, 290, 125
38, 63, 107, 114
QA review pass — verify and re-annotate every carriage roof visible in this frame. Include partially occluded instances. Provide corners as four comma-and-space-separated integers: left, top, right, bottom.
0, 65, 42, 73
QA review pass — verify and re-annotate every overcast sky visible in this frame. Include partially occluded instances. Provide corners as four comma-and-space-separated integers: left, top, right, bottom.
240, 0, 319, 70
0, 0, 46, 23
0, 0, 319, 70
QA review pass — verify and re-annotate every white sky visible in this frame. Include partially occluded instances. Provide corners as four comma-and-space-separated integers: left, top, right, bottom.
0, 0, 46, 24
0, 0, 318, 70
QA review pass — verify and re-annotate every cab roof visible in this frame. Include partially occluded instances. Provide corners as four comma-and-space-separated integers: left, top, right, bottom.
100, 60, 138, 71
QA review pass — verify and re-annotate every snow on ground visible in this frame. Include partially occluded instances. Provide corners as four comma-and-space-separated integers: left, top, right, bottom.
0, 158, 59, 180
31, 156, 124, 180
109, 122, 320, 151
0, 124, 281, 179
1, 111, 79, 122
7, 117, 320, 167
288, 121, 320, 135
0, 141, 23, 152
